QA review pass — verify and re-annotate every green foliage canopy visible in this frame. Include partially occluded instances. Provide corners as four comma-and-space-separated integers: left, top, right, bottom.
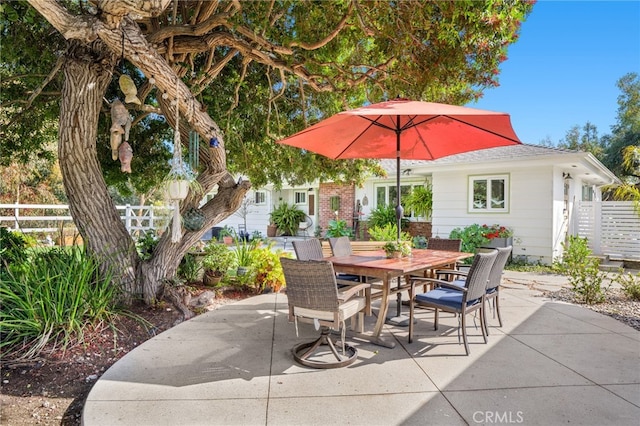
2, 0, 534, 192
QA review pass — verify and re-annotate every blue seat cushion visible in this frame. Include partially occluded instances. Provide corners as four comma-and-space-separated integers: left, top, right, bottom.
337, 273, 361, 282
416, 288, 480, 310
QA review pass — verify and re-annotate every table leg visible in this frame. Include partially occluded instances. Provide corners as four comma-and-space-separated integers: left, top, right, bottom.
370, 278, 396, 348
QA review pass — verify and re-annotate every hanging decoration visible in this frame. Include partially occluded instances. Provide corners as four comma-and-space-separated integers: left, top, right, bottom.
167, 79, 190, 243
189, 130, 200, 169
119, 75, 141, 105
182, 207, 206, 231
118, 141, 133, 173
110, 99, 132, 161
117, 30, 141, 105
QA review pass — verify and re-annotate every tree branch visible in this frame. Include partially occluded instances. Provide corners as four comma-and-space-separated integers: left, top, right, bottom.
27, 0, 96, 42
25, 55, 64, 109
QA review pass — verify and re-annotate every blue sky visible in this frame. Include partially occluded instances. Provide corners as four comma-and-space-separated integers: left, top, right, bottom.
468, 0, 640, 145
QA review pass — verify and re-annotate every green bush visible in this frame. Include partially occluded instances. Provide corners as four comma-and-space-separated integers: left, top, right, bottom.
135, 231, 159, 260
449, 224, 490, 260
178, 253, 203, 283
0, 246, 122, 361
616, 270, 640, 301
367, 204, 408, 230
325, 219, 353, 238
555, 236, 607, 304
0, 228, 36, 271
368, 223, 410, 242
252, 245, 292, 293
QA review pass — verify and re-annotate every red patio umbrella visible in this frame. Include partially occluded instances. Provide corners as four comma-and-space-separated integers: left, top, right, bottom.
278, 98, 522, 235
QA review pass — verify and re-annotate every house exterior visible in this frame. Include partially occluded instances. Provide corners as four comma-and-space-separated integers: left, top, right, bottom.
215, 144, 621, 264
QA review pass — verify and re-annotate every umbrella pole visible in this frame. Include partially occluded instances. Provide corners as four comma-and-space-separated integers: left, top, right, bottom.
387, 120, 411, 327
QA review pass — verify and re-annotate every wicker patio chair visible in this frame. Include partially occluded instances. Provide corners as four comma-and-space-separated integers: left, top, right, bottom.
408, 250, 497, 355
292, 238, 324, 260
280, 258, 369, 368
328, 236, 374, 315
427, 238, 463, 281
483, 246, 512, 334
425, 245, 512, 335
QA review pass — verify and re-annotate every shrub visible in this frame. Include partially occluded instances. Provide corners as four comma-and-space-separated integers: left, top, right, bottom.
449, 223, 490, 257
616, 270, 640, 301
555, 236, 608, 304
367, 204, 408, 230
325, 219, 353, 238
368, 223, 411, 242
252, 245, 292, 293
0, 227, 36, 271
178, 253, 203, 283
135, 231, 159, 260
0, 246, 121, 361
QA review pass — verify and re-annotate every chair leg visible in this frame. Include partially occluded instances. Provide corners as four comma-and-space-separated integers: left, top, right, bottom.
482, 300, 490, 337
433, 308, 439, 330
480, 306, 488, 344
461, 312, 469, 355
408, 285, 415, 343
495, 292, 503, 327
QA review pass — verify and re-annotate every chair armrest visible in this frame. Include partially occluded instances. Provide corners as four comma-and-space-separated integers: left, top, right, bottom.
434, 269, 468, 277
411, 277, 467, 292
337, 283, 370, 301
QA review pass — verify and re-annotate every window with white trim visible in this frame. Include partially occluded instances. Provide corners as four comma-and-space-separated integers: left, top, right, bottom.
294, 191, 307, 205
469, 174, 509, 212
374, 182, 422, 217
254, 191, 266, 205
581, 185, 593, 201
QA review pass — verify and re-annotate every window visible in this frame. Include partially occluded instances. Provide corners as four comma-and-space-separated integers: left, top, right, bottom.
469, 174, 509, 212
581, 185, 593, 201
254, 191, 266, 205
294, 191, 307, 205
374, 182, 421, 217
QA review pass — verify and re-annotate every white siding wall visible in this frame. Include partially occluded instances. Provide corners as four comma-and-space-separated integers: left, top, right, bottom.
217, 189, 274, 236
431, 165, 558, 264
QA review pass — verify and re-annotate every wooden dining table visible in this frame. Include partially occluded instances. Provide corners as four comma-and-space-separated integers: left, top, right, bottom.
326, 249, 473, 348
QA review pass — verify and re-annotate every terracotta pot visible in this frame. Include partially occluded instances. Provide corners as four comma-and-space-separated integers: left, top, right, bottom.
267, 224, 277, 238
203, 272, 222, 287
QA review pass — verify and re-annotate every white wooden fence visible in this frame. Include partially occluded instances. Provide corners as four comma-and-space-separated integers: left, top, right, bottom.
574, 201, 640, 260
0, 204, 171, 237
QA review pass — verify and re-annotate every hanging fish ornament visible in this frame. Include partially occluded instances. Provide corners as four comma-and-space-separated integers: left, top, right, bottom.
118, 141, 133, 173
118, 74, 141, 105
110, 99, 132, 160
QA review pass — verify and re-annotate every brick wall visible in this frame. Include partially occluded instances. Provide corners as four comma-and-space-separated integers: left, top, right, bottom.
318, 182, 356, 233
407, 221, 432, 238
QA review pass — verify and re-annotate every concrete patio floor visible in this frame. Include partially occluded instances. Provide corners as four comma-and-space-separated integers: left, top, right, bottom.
83, 270, 640, 425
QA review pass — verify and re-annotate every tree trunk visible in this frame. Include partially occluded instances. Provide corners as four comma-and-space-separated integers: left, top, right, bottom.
59, 40, 252, 307
59, 40, 140, 301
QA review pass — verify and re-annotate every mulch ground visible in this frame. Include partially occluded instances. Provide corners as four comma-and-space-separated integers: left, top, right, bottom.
0, 287, 252, 426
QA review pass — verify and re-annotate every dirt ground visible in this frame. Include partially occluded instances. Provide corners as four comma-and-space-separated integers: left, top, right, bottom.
0, 287, 251, 426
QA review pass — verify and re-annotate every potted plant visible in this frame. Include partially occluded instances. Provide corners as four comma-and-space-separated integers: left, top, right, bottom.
234, 238, 257, 276
202, 241, 235, 286
382, 240, 412, 259
269, 202, 306, 236
481, 224, 514, 248
266, 222, 278, 238
219, 225, 234, 245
